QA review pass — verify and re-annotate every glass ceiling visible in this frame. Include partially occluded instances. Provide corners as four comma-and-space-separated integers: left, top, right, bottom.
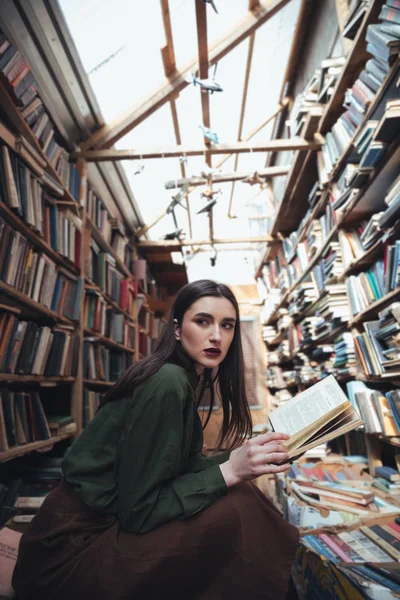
59, 0, 301, 284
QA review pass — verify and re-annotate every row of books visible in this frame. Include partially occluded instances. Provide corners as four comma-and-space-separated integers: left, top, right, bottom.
83, 340, 134, 382
0, 389, 76, 453
0, 217, 83, 319
0, 313, 78, 377
84, 290, 136, 346
347, 247, 399, 316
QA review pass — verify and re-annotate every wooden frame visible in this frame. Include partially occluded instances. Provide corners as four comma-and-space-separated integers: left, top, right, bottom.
80, 0, 294, 150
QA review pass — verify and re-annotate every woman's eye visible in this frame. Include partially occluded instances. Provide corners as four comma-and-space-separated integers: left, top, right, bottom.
222, 323, 234, 330
196, 319, 208, 326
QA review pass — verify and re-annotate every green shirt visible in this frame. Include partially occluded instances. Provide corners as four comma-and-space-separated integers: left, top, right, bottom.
62, 359, 229, 534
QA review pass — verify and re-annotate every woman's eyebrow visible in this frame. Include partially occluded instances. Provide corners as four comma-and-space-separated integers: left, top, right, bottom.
193, 312, 236, 323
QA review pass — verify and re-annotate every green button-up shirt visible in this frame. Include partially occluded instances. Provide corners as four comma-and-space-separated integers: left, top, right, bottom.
62, 355, 229, 534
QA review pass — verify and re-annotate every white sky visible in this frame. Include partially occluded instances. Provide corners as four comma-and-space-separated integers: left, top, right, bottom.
59, 0, 300, 284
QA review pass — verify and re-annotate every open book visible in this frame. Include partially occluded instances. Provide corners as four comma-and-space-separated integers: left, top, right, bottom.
269, 375, 363, 460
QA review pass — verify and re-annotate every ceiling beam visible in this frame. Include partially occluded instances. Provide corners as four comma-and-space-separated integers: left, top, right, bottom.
249, 0, 261, 10
138, 236, 280, 248
228, 32, 255, 218
72, 137, 321, 162
160, 0, 176, 75
80, 0, 294, 150
159, 0, 194, 239
164, 165, 290, 188
195, 0, 211, 157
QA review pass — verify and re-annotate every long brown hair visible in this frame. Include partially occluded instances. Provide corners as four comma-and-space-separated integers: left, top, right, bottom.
103, 279, 252, 449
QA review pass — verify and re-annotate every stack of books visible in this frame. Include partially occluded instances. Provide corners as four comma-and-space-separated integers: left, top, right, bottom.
333, 332, 358, 378
84, 290, 136, 346
288, 282, 319, 318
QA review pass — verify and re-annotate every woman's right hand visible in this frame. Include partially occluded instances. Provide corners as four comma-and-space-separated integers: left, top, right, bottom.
219, 432, 291, 488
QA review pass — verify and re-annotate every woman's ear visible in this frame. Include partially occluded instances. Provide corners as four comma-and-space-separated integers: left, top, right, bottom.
173, 318, 181, 341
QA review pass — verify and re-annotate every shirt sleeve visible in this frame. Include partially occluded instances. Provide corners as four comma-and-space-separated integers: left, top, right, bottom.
187, 412, 231, 471
116, 369, 227, 534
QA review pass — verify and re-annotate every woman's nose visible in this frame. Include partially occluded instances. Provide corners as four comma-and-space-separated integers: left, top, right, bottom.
210, 326, 222, 342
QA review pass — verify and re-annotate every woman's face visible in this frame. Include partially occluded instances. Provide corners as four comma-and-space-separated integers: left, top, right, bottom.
175, 296, 237, 375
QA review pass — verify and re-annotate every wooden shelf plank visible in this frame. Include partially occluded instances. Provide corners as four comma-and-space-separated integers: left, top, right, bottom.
0, 375, 75, 383
349, 288, 400, 326
0, 280, 74, 325
84, 328, 135, 354
83, 379, 115, 387
0, 432, 75, 462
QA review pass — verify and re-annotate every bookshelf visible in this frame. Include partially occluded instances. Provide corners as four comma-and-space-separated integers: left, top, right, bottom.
259, 3, 400, 478
0, 32, 170, 463
256, 0, 395, 278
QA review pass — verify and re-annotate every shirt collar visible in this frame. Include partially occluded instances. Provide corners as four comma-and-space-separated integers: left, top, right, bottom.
169, 343, 200, 391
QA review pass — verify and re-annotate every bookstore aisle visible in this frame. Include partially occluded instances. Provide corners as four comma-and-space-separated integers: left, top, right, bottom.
0, 0, 400, 598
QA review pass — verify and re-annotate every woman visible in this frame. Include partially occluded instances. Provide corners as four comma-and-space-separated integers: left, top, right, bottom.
12, 279, 299, 600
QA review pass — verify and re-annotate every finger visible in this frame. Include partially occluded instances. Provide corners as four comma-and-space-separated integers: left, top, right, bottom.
262, 452, 289, 465
253, 432, 290, 445
260, 442, 289, 455
261, 463, 291, 475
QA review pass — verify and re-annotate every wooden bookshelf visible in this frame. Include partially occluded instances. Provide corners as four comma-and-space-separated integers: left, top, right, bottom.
261, 17, 400, 478
319, 0, 385, 133
0, 432, 75, 463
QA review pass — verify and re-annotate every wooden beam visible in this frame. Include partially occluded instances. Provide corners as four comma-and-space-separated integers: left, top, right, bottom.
195, 0, 211, 162
160, 0, 176, 76
80, 0, 294, 150
138, 236, 279, 248
165, 165, 290, 188
229, 32, 255, 217
73, 137, 321, 162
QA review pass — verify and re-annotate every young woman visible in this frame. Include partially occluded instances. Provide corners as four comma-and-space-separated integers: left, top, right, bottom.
12, 279, 299, 600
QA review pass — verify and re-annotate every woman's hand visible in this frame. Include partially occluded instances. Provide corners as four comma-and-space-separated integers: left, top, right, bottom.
219, 432, 291, 488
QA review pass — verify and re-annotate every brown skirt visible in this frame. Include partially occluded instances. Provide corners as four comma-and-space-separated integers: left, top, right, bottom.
12, 479, 299, 600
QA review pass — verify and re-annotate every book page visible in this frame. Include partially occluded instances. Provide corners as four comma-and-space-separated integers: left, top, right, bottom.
269, 375, 350, 435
